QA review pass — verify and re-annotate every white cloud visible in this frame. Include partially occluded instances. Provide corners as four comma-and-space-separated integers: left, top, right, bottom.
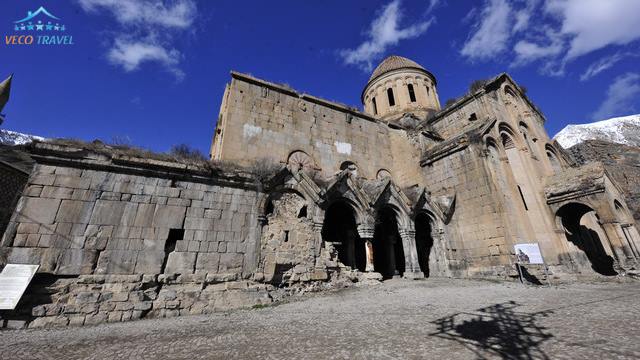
513, 0, 539, 33
592, 73, 640, 120
460, 0, 512, 61
545, 0, 640, 61
78, 0, 196, 28
340, 0, 433, 71
108, 39, 184, 80
77, 0, 196, 80
459, 0, 640, 76
580, 52, 638, 81
513, 27, 563, 66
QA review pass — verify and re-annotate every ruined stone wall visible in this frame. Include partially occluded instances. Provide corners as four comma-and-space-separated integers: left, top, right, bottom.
0, 162, 29, 240
1, 161, 261, 278
568, 140, 640, 226
212, 73, 396, 182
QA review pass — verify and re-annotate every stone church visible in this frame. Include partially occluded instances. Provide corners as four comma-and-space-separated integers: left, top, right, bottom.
210, 55, 640, 279
1, 56, 639, 328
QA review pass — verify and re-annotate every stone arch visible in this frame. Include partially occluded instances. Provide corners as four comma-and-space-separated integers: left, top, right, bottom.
545, 144, 562, 173
613, 199, 633, 223
518, 121, 537, 156
414, 210, 437, 277
339, 160, 358, 173
556, 202, 617, 276
372, 205, 406, 279
376, 169, 392, 180
503, 85, 520, 105
321, 199, 366, 271
498, 123, 521, 149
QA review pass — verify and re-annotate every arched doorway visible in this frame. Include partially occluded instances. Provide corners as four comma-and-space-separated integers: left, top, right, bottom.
556, 203, 617, 276
415, 212, 435, 277
373, 207, 405, 279
321, 201, 365, 271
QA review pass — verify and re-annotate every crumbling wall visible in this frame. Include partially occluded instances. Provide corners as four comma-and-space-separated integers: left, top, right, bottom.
0, 162, 260, 279
257, 192, 319, 283
568, 140, 640, 227
0, 162, 29, 242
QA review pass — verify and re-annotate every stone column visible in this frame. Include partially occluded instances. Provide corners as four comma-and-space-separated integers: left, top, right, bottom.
357, 224, 375, 273
398, 228, 424, 279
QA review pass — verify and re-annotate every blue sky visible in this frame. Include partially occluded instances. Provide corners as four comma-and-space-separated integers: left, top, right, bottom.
2, 0, 640, 155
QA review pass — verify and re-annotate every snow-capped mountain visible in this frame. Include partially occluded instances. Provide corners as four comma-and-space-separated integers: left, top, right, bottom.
553, 114, 640, 149
0, 128, 45, 145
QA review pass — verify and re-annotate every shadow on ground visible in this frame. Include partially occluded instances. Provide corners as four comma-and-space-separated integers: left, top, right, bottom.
430, 301, 554, 359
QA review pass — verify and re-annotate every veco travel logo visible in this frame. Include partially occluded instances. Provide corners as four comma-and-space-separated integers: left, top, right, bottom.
5, 6, 74, 46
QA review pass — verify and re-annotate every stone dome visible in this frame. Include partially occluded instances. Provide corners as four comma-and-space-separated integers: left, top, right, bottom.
361, 55, 440, 120
368, 55, 428, 83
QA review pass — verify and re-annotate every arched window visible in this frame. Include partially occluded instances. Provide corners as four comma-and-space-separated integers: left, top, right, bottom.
407, 84, 416, 102
499, 124, 518, 150
519, 122, 537, 156
340, 161, 358, 176
372, 97, 378, 115
387, 88, 395, 107
545, 145, 562, 174
501, 133, 515, 149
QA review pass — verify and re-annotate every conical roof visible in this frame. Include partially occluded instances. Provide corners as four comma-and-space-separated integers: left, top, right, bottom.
0, 74, 12, 113
368, 55, 426, 82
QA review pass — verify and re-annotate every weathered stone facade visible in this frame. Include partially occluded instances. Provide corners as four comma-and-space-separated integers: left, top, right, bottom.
2, 56, 640, 328
211, 56, 640, 281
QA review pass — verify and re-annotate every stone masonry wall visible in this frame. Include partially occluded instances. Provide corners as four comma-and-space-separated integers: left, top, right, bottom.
1, 161, 260, 278
213, 73, 396, 182
0, 162, 29, 242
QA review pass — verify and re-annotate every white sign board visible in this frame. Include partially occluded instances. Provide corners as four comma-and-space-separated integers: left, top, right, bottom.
514, 243, 544, 265
0, 264, 39, 310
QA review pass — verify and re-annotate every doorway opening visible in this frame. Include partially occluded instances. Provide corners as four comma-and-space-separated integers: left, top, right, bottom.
373, 207, 405, 279
415, 212, 435, 277
556, 203, 616, 275
321, 201, 365, 271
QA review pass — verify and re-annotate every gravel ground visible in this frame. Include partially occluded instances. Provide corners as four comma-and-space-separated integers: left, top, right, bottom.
1, 278, 639, 359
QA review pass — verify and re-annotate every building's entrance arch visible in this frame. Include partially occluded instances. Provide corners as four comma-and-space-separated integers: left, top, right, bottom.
373, 207, 405, 279
415, 212, 435, 277
556, 202, 617, 276
321, 201, 366, 271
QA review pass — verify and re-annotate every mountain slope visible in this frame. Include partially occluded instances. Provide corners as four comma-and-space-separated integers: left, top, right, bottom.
554, 114, 640, 148
0, 128, 45, 145
568, 140, 640, 225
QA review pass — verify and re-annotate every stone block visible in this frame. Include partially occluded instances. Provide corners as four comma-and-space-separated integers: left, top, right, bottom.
195, 253, 220, 273
7, 247, 43, 264
41, 186, 74, 199
184, 217, 214, 231
15, 198, 61, 225
56, 249, 97, 275
164, 252, 196, 274
54, 175, 91, 189
134, 203, 156, 227
17, 222, 39, 234
90, 200, 126, 225
152, 205, 186, 228
95, 250, 138, 275
218, 253, 244, 273
134, 301, 153, 311
134, 250, 164, 274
